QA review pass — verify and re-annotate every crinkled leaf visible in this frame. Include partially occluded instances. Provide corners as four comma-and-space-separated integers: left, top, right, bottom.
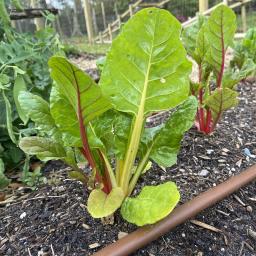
223, 59, 256, 88
18, 91, 61, 141
204, 87, 238, 121
49, 56, 111, 124
13, 75, 28, 124
19, 137, 66, 161
150, 96, 197, 167
0, 158, 10, 189
100, 8, 191, 116
88, 187, 124, 218
205, 5, 236, 73
121, 182, 180, 226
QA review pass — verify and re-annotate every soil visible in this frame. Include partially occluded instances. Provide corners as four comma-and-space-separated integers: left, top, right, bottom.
0, 74, 256, 255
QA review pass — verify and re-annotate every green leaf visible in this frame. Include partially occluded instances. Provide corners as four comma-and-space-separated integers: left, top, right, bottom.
149, 96, 197, 167
205, 5, 236, 73
18, 91, 61, 141
48, 56, 111, 124
0, 158, 10, 189
2, 91, 17, 144
13, 75, 28, 124
223, 59, 256, 88
19, 137, 66, 161
182, 15, 207, 62
50, 85, 81, 147
121, 182, 180, 226
100, 8, 191, 116
204, 87, 238, 121
87, 187, 125, 218
0, 74, 10, 84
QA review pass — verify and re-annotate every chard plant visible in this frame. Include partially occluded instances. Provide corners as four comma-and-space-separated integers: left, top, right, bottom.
19, 8, 197, 226
182, 5, 256, 135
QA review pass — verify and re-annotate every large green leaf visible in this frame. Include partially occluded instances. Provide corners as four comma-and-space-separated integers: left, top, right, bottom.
121, 182, 180, 226
149, 96, 197, 167
13, 75, 28, 124
204, 87, 238, 121
18, 91, 61, 141
100, 8, 191, 116
205, 5, 236, 74
48, 56, 111, 124
87, 187, 125, 218
19, 137, 66, 161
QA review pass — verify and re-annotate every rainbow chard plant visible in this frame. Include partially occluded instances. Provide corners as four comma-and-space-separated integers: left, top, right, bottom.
19, 8, 197, 226
182, 5, 255, 135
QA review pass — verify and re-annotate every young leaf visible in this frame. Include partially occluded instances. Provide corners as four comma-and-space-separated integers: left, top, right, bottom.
18, 91, 61, 141
19, 137, 66, 161
13, 75, 28, 124
48, 56, 111, 124
149, 96, 197, 167
87, 187, 125, 218
205, 5, 236, 84
2, 91, 17, 144
204, 87, 238, 122
121, 182, 180, 226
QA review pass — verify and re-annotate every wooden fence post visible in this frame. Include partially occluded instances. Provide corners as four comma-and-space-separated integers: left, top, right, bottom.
101, 1, 107, 30
129, 4, 133, 17
223, 0, 228, 5
199, 0, 208, 13
99, 32, 103, 43
117, 15, 121, 28
108, 24, 112, 41
241, 0, 247, 32
83, 0, 94, 44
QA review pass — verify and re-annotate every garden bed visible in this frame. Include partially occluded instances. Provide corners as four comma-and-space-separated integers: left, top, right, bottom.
0, 80, 255, 256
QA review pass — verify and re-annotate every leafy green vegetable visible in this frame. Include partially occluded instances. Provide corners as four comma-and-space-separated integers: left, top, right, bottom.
19, 8, 197, 225
182, 5, 253, 135
0, 158, 10, 188
121, 182, 180, 226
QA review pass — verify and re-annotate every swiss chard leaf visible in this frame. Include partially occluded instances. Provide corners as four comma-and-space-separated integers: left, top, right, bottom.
19, 137, 66, 161
121, 182, 180, 226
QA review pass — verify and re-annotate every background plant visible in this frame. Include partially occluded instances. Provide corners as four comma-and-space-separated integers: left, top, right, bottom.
0, 2, 64, 188
182, 5, 256, 135
19, 8, 197, 226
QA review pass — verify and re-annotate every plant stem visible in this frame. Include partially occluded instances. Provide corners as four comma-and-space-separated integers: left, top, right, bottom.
127, 146, 152, 196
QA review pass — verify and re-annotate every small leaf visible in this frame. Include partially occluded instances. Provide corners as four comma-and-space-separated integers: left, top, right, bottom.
0, 159, 10, 189
204, 87, 238, 121
121, 182, 180, 226
13, 75, 28, 124
19, 137, 66, 161
2, 91, 17, 144
87, 187, 124, 218
68, 170, 87, 184
18, 91, 61, 141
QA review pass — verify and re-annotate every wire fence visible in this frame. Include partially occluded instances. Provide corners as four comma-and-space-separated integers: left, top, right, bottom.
12, 0, 256, 41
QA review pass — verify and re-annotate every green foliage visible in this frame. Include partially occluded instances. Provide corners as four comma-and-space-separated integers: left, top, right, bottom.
121, 182, 180, 226
182, 5, 254, 134
0, 12, 64, 187
19, 8, 197, 225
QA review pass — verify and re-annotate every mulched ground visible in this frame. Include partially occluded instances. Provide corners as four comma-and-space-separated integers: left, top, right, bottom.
0, 79, 255, 256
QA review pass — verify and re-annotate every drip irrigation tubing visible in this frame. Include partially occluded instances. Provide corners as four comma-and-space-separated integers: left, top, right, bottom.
92, 164, 256, 256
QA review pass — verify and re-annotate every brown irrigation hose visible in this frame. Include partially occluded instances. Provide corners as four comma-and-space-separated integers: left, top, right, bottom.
93, 164, 256, 256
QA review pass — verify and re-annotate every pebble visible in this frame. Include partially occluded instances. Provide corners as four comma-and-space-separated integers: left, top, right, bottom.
246, 205, 253, 213
198, 169, 209, 177
19, 212, 27, 219
89, 243, 100, 249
